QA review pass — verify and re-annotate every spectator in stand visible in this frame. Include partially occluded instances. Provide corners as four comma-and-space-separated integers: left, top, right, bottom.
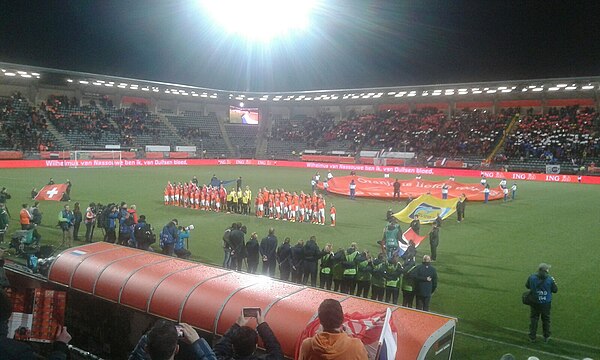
129, 319, 216, 360
213, 310, 282, 360
1, 288, 73, 360
298, 299, 368, 360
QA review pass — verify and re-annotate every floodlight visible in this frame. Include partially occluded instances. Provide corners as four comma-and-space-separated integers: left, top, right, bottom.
200, 0, 317, 41
240, 102, 245, 107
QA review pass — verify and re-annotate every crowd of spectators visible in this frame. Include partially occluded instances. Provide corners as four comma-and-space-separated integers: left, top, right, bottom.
503, 106, 600, 163
272, 108, 515, 158
0, 93, 56, 151
271, 113, 337, 148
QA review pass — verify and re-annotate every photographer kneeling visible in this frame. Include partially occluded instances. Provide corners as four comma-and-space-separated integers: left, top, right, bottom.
175, 225, 194, 259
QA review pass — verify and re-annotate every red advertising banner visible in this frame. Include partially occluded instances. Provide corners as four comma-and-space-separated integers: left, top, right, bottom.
0, 158, 599, 185
318, 176, 504, 201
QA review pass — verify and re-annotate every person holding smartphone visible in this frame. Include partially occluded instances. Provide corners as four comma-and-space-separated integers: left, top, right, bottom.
214, 308, 282, 359
129, 320, 215, 360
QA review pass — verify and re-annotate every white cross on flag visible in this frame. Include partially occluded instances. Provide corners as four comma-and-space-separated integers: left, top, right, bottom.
34, 184, 69, 201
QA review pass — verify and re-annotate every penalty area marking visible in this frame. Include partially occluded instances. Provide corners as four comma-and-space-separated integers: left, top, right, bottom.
502, 327, 600, 351
456, 331, 582, 360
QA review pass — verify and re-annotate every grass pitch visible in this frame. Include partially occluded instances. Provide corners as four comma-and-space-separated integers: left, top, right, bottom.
1, 165, 599, 359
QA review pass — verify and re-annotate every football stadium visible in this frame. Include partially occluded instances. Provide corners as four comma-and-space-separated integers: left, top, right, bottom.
0, 2, 599, 360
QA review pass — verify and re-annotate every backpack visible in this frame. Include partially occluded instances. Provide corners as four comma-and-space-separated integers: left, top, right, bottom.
135, 223, 155, 245
160, 226, 174, 249
97, 203, 115, 229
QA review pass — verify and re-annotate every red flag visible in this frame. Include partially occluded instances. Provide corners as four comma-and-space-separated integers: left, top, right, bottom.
402, 227, 426, 247
35, 184, 68, 201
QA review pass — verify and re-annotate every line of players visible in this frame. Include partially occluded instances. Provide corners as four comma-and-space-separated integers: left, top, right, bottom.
163, 182, 253, 214
254, 188, 335, 226
163, 182, 336, 226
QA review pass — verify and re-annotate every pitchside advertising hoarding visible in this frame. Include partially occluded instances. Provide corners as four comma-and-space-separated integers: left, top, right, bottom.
0, 158, 598, 184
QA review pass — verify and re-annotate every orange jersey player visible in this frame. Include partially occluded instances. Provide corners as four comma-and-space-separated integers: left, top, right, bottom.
164, 186, 170, 205
256, 193, 264, 217
317, 196, 326, 225
330, 204, 336, 226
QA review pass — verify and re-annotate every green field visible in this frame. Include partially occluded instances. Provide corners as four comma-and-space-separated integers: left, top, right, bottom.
1, 165, 599, 359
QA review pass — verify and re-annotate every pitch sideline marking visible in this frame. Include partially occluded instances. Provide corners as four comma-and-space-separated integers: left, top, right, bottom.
456, 331, 582, 360
501, 327, 600, 351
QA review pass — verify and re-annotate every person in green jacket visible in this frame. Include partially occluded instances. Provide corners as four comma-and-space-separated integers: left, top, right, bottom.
319, 243, 334, 290
384, 256, 403, 305
401, 257, 417, 308
355, 251, 373, 298
342, 243, 360, 295
370, 253, 386, 302
331, 248, 346, 293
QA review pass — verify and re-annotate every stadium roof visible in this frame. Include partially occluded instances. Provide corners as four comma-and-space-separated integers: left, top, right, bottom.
1, 61, 599, 106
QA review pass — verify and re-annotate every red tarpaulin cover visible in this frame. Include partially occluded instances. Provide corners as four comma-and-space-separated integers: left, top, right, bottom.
319, 176, 505, 201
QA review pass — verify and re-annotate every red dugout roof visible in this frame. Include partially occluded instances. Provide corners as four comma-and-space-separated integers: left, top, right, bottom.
48, 243, 456, 359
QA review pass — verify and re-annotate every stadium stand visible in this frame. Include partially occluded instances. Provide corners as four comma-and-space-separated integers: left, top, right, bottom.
0, 93, 58, 151
503, 106, 600, 163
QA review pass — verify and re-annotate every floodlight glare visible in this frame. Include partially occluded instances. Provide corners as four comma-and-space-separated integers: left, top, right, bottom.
200, 0, 317, 41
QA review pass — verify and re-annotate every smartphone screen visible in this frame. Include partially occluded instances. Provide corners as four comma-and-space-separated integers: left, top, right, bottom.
242, 307, 261, 318
175, 325, 184, 338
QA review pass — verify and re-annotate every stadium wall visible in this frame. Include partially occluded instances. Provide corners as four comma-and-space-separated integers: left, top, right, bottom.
0, 158, 598, 184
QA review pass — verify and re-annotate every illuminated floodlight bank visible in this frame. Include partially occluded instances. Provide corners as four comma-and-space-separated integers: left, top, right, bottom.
200, 0, 317, 41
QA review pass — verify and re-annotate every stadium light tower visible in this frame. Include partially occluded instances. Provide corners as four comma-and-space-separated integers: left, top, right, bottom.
199, 0, 317, 41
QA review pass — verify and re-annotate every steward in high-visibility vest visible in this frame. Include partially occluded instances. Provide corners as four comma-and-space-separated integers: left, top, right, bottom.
370, 254, 386, 302
319, 245, 334, 290
342, 244, 360, 295
331, 248, 346, 293
401, 259, 417, 308
355, 251, 372, 299
226, 190, 234, 212
383, 221, 403, 260
384, 257, 403, 305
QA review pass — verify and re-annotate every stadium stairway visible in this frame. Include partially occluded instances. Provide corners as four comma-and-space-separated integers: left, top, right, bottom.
486, 113, 520, 163
216, 116, 235, 157
157, 114, 188, 146
43, 120, 71, 149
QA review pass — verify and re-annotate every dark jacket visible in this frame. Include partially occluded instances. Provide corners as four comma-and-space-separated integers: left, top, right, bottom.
245, 237, 260, 263
414, 262, 438, 297
290, 243, 304, 270
259, 235, 278, 261
128, 333, 216, 360
302, 240, 320, 263
214, 322, 283, 360
276, 242, 291, 266
429, 227, 439, 246
229, 229, 246, 258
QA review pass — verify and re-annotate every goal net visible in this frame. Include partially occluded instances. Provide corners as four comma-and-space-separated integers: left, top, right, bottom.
69, 150, 123, 168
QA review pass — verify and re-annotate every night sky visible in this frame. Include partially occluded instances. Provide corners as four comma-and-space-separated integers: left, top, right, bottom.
1, 0, 600, 92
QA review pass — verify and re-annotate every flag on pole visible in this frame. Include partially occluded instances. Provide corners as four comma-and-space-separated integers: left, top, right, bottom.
34, 184, 68, 201
376, 308, 398, 360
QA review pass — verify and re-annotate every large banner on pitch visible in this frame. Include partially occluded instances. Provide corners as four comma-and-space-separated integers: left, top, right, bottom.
393, 194, 458, 224
34, 184, 68, 201
320, 176, 504, 201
